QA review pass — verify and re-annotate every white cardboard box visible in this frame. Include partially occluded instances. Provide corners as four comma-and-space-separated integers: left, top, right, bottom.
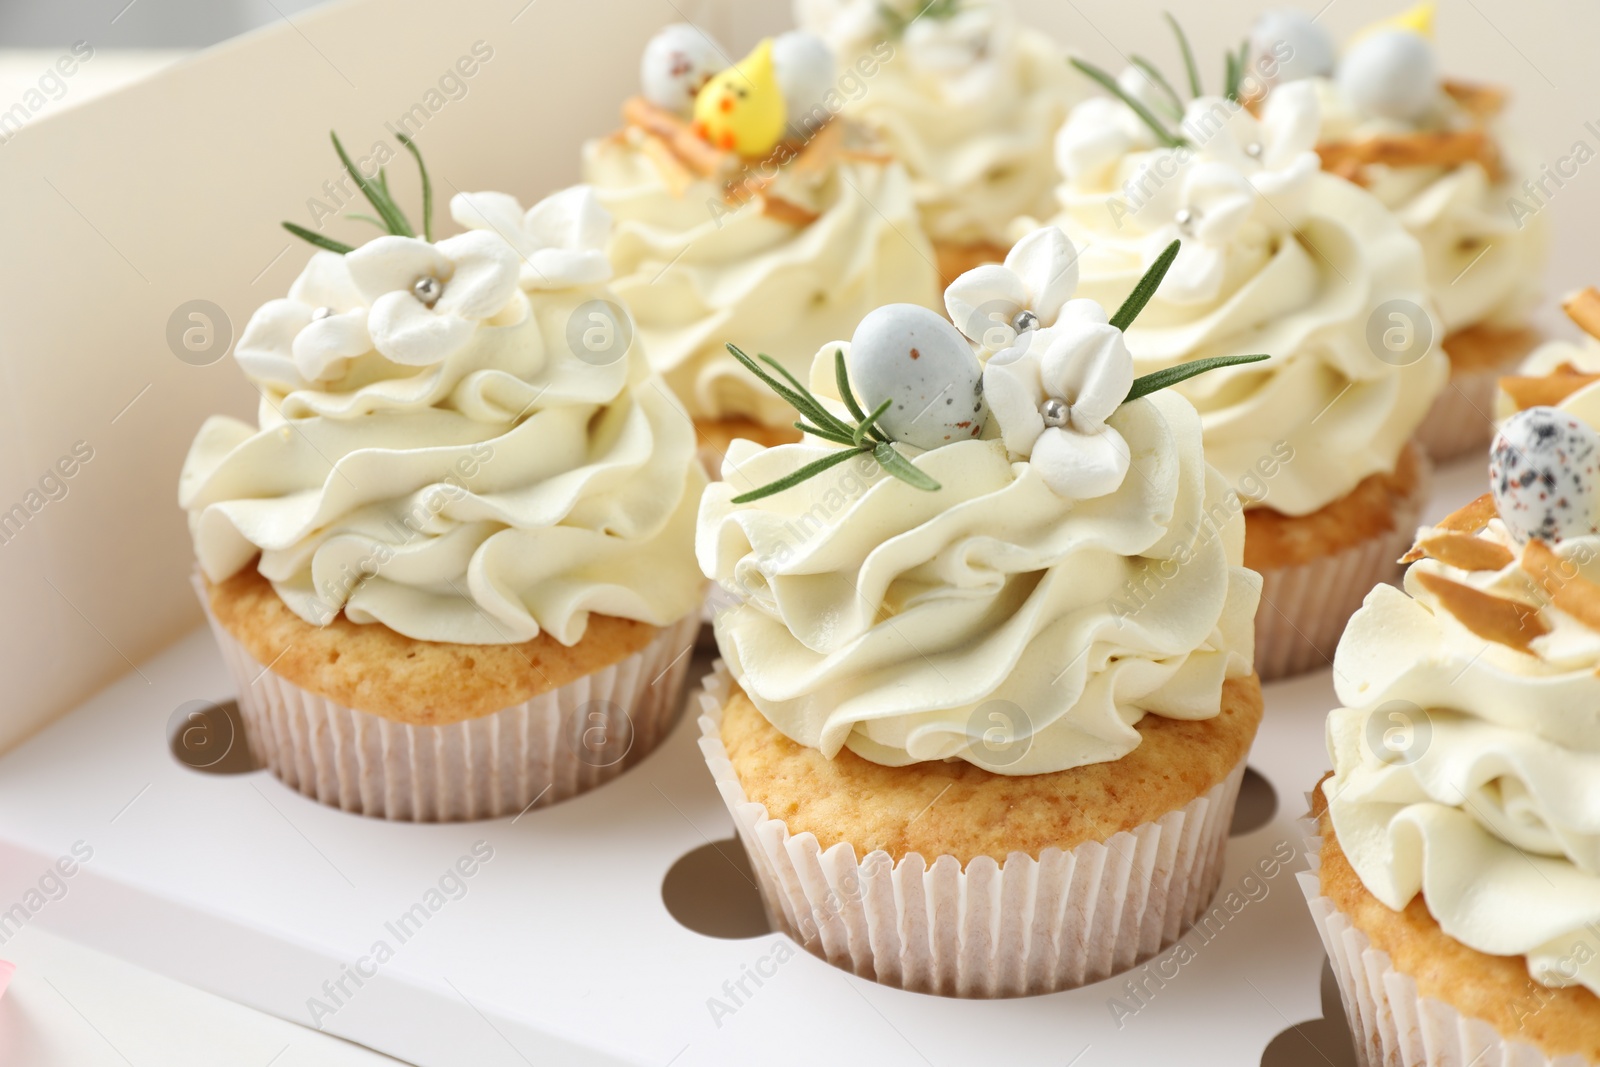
0, 0, 1576, 1061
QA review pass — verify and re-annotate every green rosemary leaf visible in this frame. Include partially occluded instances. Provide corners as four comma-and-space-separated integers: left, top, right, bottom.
756, 352, 854, 437
397, 132, 433, 243
1110, 240, 1180, 332
331, 131, 414, 238
1130, 55, 1183, 119
345, 212, 386, 230
1165, 12, 1201, 98
1071, 58, 1187, 149
1223, 48, 1241, 104
835, 349, 868, 423
282, 221, 355, 255
795, 421, 856, 446
726, 344, 844, 432
1124, 353, 1269, 403
853, 397, 893, 447
871, 441, 941, 492
1238, 38, 1251, 95
731, 447, 866, 503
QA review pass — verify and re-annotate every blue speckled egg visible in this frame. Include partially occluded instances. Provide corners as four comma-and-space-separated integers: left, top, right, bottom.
849, 304, 985, 451
1252, 10, 1336, 84
640, 24, 725, 118
772, 32, 836, 122
1338, 29, 1438, 123
1490, 406, 1600, 544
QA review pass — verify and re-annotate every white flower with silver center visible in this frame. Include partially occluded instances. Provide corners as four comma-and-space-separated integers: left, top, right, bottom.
449, 185, 614, 291
944, 225, 1080, 356
981, 298, 1134, 499
234, 251, 372, 385
345, 230, 520, 367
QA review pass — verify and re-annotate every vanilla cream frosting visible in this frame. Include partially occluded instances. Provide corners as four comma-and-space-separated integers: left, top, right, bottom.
1042, 85, 1447, 516
1311, 78, 1548, 336
795, 0, 1083, 247
581, 124, 940, 428
1327, 521, 1600, 994
180, 187, 707, 646
699, 356, 1260, 774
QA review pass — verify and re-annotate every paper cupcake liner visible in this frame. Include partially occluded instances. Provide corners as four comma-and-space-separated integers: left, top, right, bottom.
1253, 449, 1432, 682
1296, 818, 1588, 1067
197, 576, 700, 821
695, 662, 1247, 997
1414, 362, 1506, 463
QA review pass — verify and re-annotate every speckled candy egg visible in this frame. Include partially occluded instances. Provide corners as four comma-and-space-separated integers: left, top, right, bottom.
1251, 10, 1336, 84
1490, 406, 1600, 544
772, 31, 836, 123
849, 305, 985, 451
641, 24, 726, 117
1337, 29, 1439, 122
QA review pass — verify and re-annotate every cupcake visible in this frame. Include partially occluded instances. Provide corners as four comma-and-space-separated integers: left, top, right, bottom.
179, 135, 707, 821
795, 0, 1083, 283
695, 227, 1264, 996
1304, 404, 1600, 1065
1252, 4, 1548, 460
583, 25, 941, 472
1037, 26, 1447, 679
1498, 287, 1600, 421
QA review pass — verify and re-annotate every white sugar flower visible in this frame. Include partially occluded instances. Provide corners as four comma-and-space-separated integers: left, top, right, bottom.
235, 251, 371, 385
1055, 96, 1160, 188
945, 226, 1080, 355
982, 300, 1134, 499
450, 186, 613, 290
345, 231, 520, 367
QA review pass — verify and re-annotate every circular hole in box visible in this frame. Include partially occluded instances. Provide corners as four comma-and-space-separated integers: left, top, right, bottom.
662, 838, 771, 940
167, 699, 260, 775
1261, 959, 1357, 1066
1230, 767, 1277, 837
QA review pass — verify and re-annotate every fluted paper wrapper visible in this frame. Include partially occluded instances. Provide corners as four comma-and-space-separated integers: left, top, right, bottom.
1253, 449, 1432, 681
696, 662, 1247, 997
1414, 364, 1504, 462
196, 575, 699, 821
1297, 818, 1586, 1067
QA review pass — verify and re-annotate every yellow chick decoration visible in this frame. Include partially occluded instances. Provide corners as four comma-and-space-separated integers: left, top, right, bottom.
692, 39, 787, 157
1353, 0, 1436, 42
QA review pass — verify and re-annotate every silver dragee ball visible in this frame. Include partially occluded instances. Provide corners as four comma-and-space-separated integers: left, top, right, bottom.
640, 24, 726, 117
1490, 406, 1600, 545
772, 31, 836, 124
1338, 29, 1439, 122
1251, 9, 1336, 84
849, 304, 986, 451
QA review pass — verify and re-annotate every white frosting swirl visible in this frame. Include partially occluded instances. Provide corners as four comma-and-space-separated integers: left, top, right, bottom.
581, 127, 940, 427
1043, 85, 1446, 516
1328, 523, 1600, 994
1311, 78, 1549, 336
795, 0, 1084, 246
180, 188, 707, 646
698, 355, 1260, 774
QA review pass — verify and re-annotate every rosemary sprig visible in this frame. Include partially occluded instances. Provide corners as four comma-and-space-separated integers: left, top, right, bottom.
1223, 38, 1250, 103
1110, 239, 1181, 331
1072, 57, 1189, 149
1130, 55, 1183, 119
1126, 353, 1268, 402
1165, 12, 1201, 98
726, 344, 941, 503
282, 130, 436, 253
397, 132, 433, 242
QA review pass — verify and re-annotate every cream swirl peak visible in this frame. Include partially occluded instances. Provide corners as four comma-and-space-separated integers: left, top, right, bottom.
1327, 471, 1600, 994
1042, 52, 1446, 516
698, 228, 1262, 773
794, 0, 1084, 247
181, 136, 705, 646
